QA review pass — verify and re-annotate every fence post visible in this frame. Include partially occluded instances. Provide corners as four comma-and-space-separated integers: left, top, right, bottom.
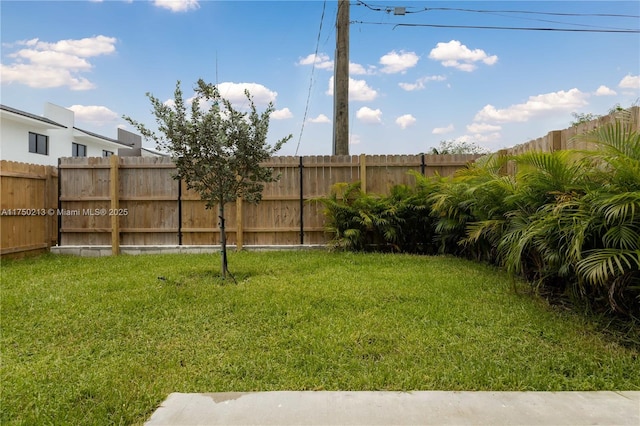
177, 178, 183, 245
57, 159, 62, 247
44, 165, 52, 249
236, 196, 243, 250
549, 130, 562, 152
497, 149, 508, 176
359, 153, 367, 193
299, 156, 304, 245
110, 155, 120, 255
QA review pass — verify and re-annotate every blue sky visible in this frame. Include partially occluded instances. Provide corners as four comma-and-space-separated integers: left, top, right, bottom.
1, 0, 639, 156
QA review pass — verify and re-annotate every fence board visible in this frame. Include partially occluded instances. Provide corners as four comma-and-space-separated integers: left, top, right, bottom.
1, 160, 57, 257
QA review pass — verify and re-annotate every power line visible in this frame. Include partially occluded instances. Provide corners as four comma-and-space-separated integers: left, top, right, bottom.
351, 21, 640, 33
295, 0, 327, 156
463, 11, 638, 31
355, 1, 640, 19
411, 6, 640, 19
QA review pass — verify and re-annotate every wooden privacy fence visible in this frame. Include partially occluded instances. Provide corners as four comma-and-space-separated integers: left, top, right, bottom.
0, 160, 58, 257
57, 154, 481, 251
3, 108, 637, 256
493, 106, 640, 175
501, 106, 640, 156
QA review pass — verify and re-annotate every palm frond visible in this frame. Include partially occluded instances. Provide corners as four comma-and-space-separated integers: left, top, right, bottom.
576, 249, 640, 286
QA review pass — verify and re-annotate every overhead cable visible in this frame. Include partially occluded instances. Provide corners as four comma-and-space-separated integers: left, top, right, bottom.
355, 1, 640, 19
295, 0, 327, 156
351, 21, 640, 33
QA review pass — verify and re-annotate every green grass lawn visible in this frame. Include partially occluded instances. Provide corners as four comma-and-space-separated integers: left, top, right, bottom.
1, 251, 638, 425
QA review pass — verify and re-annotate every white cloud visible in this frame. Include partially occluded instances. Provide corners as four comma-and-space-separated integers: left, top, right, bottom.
217, 82, 278, 106
432, 124, 455, 134
398, 75, 446, 91
350, 134, 362, 145
271, 108, 293, 120
379, 50, 419, 74
297, 54, 374, 75
350, 62, 375, 75
395, 114, 416, 129
0, 35, 116, 90
595, 85, 617, 96
23, 35, 117, 57
469, 132, 501, 143
153, 0, 200, 12
348, 78, 378, 101
466, 123, 502, 133
619, 74, 640, 89
68, 105, 118, 125
297, 53, 333, 70
0, 64, 95, 90
12, 50, 92, 70
349, 63, 365, 74
356, 107, 382, 124
308, 114, 330, 124
474, 88, 589, 123
429, 40, 498, 72
327, 76, 378, 101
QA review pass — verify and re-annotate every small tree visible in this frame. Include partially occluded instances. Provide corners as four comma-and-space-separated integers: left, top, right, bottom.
570, 112, 601, 127
125, 79, 291, 279
431, 139, 490, 155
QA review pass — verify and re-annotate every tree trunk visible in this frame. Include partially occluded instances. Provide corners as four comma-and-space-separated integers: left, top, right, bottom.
218, 202, 228, 279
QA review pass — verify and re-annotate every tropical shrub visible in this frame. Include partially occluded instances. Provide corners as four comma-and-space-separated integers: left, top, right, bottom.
429, 154, 513, 261
315, 180, 437, 253
572, 111, 640, 317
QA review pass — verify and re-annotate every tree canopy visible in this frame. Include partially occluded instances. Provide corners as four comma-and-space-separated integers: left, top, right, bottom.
431, 139, 490, 155
125, 79, 291, 278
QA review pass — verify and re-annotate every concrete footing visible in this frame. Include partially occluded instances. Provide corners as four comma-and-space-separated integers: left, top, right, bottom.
145, 391, 640, 425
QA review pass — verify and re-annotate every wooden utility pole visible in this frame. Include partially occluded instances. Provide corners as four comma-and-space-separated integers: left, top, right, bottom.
333, 0, 349, 155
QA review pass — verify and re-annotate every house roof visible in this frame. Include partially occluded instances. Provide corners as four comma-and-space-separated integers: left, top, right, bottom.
1, 104, 134, 148
0, 104, 67, 128
142, 147, 169, 157
74, 127, 133, 148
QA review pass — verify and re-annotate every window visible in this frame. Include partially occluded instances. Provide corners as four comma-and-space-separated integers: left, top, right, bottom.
72, 143, 87, 157
102, 150, 114, 157
28, 132, 48, 155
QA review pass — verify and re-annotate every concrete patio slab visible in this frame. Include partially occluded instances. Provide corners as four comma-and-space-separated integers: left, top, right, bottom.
145, 391, 640, 425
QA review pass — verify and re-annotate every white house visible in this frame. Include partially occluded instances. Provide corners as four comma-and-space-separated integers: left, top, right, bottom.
0, 102, 144, 166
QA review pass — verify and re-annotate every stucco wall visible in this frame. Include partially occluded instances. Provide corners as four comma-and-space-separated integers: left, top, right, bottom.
1, 103, 133, 165
0, 117, 63, 166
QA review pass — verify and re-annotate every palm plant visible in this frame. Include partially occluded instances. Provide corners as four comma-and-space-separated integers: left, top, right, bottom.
456, 154, 516, 263
317, 178, 438, 253
384, 182, 436, 254
496, 150, 591, 291
315, 181, 368, 251
428, 176, 473, 256
573, 110, 640, 316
